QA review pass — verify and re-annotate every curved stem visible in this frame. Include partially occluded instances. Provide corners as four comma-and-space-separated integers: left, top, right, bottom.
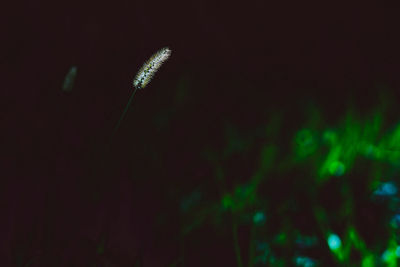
233, 220, 243, 267
111, 87, 139, 138
248, 223, 255, 267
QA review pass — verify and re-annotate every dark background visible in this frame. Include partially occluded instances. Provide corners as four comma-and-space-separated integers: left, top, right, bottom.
2, 1, 400, 266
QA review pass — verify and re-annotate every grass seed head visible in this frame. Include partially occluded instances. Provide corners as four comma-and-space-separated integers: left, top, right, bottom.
133, 47, 171, 89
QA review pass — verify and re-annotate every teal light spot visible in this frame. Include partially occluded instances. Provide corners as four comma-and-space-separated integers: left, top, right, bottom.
396, 246, 400, 257
382, 249, 396, 262
256, 241, 269, 252
382, 250, 390, 261
390, 215, 400, 228
383, 183, 397, 195
254, 241, 269, 265
296, 235, 317, 248
374, 182, 397, 196
328, 161, 345, 176
253, 211, 266, 225
295, 256, 316, 267
327, 234, 341, 251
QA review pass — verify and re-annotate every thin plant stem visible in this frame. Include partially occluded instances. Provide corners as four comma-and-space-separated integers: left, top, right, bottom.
111, 86, 139, 139
181, 235, 185, 267
215, 162, 243, 267
97, 87, 139, 256
233, 220, 243, 267
247, 223, 255, 267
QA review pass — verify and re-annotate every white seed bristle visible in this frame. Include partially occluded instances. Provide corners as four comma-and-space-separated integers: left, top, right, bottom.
133, 47, 171, 89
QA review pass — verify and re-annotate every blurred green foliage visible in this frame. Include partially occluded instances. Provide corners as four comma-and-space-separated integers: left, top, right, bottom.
178, 95, 400, 266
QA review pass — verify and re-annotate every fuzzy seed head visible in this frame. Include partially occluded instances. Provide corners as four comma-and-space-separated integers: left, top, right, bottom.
133, 47, 171, 89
